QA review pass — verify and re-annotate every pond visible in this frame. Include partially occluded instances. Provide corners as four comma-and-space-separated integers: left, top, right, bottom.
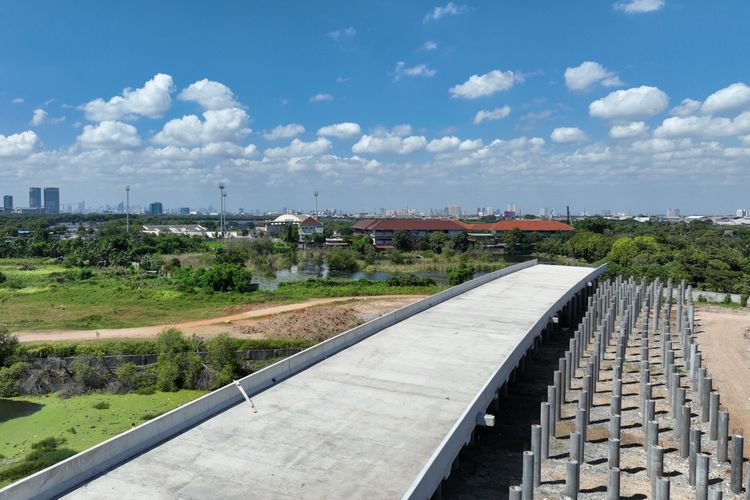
0, 399, 44, 423
251, 256, 550, 290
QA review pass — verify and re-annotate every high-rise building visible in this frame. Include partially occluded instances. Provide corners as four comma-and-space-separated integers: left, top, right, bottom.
29, 187, 42, 209
3, 195, 13, 213
736, 209, 747, 217
148, 202, 163, 215
179, 207, 190, 215
43, 187, 60, 214
447, 206, 462, 218
666, 208, 680, 218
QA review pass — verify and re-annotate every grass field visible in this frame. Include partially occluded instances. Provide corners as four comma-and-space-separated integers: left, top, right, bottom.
0, 390, 206, 487
0, 259, 441, 332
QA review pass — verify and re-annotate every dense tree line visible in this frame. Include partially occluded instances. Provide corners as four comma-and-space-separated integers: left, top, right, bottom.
537, 218, 750, 294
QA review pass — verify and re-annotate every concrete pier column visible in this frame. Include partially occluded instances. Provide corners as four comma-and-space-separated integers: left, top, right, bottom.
569, 431, 582, 464
607, 467, 620, 500
709, 392, 720, 441
522, 450, 534, 500
732, 435, 744, 494
609, 413, 621, 441
612, 377, 622, 398
531, 425, 541, 487
554, 370, 563, 412
675, 387, 686, 421
647, 420, 659, 477
651, 445, 664, 490
656, 477, 670, 500
540, 403, 550, 459
547, 386, 557, 430
701, 376, 713, 422
718, 411, 729, 463
696, 453, 710, 500
680, 405, 691, 459
575, 407, 588, 445
564, 459, 579, 500
744, 463, 750, 500
709, 486, 724, 500
509, 485, 522, 500
608, 437, 620, 469
645, 399, 656, 430
564, 352, 572, 393
689, 428, 702, 486
671, 373, 681, 416
611, 394, 621, 417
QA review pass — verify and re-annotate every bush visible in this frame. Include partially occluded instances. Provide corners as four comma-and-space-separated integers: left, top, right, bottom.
92, 401, 110, 410
155, 356, 181, 392
325, 249, 358, 272
0, 327, 19, 366
723, 294, 733, 304
741, 293, 748, 307
448, 262, 475, 286
176, 264, 254, 292
115, 362, 137, 389
0, 437, 76, 483
385, 275, 436, 287
0, 362, 28, 397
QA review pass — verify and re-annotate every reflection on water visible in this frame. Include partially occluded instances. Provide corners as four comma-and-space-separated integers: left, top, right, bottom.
252, 256, 547, 291
0, 399, 44, 423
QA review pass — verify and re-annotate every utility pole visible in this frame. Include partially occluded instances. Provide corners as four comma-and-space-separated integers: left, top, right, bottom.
125, 185, 130, 236
218, 183, 225, 239
314, 190, 319, 216
222, 191, 227, 240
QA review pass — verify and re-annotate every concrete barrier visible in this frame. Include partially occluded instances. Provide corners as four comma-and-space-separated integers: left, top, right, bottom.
0, 260, 542, 500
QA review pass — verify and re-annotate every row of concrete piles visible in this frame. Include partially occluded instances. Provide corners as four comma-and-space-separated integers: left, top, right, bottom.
510, 277, 749, 499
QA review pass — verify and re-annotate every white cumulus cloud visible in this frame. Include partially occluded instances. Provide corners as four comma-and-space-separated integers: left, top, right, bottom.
178, 79, 241, 110
310, 93, 334, 103
263, 123, 305, 141
393, 62, 437, 81
551, 127, 589, 144
424, 2, 467, 22
473, 106, 511, 124
352, 134, 427, 154
80, 73, 174, 121
77, 121, 142, 149
701, 83, 750, 115
609, 121, 648, 139
564, 61, 622, 91
317, 122, 362, 139
589, 86, 668, 120
670, 98, 702, 117
152, 108, 251, 147
264, 138, 332, 159
0, 131, 40, 157
31, 109, 48, 126
449, 70, 522, 99
654, 112, 750, 138
426, 136, 461, 153
421, 41, 438, 51
614, 0, 665, 14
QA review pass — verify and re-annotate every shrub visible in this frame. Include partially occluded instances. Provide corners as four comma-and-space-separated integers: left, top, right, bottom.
0, 327, 19, 366
115, 362, 137, 388
0, 362, 28, 397
723, 294, 732, 304
741, 293, 748, 307
384, 275, 436, 287
325, 249, 358, 272
155, 356, 180, 392
92, 401, 110, 410
448, 262, 475, 286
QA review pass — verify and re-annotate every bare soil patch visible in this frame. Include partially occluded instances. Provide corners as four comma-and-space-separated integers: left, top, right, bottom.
696, 305, 750, 453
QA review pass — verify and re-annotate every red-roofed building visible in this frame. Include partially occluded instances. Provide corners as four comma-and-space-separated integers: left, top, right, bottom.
462, 220, 575, 233
353, 219, 466, 248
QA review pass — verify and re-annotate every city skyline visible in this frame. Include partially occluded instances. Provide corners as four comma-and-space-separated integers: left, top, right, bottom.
1, 1, 750, 213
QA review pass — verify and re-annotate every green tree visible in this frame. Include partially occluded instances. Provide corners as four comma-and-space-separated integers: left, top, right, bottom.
325, 249, 358, 272
503, 228, 524, 255
448, 261, 475, 286
392, 231, 413, 252
0, 327, 19, 367
428, 231, 448, 254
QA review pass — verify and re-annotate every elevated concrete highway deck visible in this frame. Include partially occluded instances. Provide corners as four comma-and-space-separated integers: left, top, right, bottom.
1, 262, 604, 500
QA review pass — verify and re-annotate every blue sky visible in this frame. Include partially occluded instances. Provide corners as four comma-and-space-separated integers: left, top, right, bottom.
1, 0, 749, 215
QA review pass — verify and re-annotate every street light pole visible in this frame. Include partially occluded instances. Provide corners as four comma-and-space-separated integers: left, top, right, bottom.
218, 183, 225, 239
125, 185, 130, 236
222, 192, 227, 240
314, 190, 319, 216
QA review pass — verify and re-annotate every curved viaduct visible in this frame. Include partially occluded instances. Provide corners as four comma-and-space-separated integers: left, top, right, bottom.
1, 260, 605, 500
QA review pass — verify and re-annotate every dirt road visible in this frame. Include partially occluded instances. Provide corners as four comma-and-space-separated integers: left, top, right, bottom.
16, 295, 425, 343
696, 306, 750, 453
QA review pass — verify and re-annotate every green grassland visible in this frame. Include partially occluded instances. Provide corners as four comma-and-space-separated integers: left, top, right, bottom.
0, 259, 440, 332
0, 390, 206, 487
